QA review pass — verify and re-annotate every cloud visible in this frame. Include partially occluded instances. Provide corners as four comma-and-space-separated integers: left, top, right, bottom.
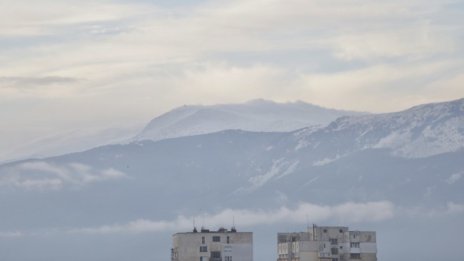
0, 76, 78, 88
446, 172, 463, 185
3, 201, 463, 237
0, 231, 23, 238
1, 0, 464, 161
401, 202, 464, 218
0, 0, 147, 37
0, 161, 128, 190
295, 59, 464, 112
70, 201, 395, 234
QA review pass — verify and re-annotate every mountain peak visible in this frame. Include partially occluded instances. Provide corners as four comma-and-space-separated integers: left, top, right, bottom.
135, 99, 362, 142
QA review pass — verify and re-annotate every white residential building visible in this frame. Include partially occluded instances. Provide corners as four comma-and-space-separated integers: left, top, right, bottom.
172, 227, 253, 261
277, 225, 377, 261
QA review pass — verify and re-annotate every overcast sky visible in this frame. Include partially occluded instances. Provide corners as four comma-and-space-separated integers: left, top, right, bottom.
1, 0, 464, 153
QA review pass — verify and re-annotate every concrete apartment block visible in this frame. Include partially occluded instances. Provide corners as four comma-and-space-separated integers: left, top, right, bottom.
277, 225, 377, 261
172, 227, 253, 261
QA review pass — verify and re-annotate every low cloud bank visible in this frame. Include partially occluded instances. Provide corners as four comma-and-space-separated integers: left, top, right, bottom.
71, 201, 395, 235
0, 161, 127, 190
2, 201, 463, 238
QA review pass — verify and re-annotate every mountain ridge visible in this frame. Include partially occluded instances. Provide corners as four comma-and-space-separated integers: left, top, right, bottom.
135, 99, 364, 142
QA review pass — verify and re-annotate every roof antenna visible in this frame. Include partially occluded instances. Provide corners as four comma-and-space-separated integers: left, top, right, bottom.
306, 214, 310, 232
193, 218, 197, 233
202, 213, 206, 230
231, 216, 237, 232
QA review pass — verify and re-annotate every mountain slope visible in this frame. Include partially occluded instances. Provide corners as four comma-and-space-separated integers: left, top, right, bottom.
0, 98, 463, 261
289, 98, 464, 159
135, 99, 362, 141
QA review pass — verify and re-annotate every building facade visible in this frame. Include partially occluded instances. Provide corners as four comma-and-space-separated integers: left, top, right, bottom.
277, 226, 377, 261
172, 228, 253, 261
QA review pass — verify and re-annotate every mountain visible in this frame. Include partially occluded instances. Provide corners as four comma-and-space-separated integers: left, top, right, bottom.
134, 99, 363, 141
0, 99, 360, 164
0, 126, 140, 164
0, 98, 463, 261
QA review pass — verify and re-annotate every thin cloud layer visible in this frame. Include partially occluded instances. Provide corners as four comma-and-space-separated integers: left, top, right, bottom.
0, 161, 128, 190
2, 201, 463, 238
71, 201, 395, 235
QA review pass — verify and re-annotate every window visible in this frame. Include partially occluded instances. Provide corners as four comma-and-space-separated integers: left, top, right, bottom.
212, 236, 221, 242
323, 229, 328, 233
227, 236, 230, 244
331, 248, 338, 255
339, 229, 343, 233
211, 251, 221, 258
332, 259, 339, 261
202, 236, 205, 244
330, 238, 338, 245
200, 246, 208, 252
350, 242, 360, 248
350, 253, 361, 259
225, 256, 232, 261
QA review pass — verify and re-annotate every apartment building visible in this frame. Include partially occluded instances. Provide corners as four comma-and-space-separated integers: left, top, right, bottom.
277, 225, 376, 261
171, 227, 253, 261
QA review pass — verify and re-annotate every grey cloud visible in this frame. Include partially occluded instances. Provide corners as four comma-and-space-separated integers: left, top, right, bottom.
0, 231, 23, 238
0, 76, 79, 88
0, 161, 128, 190
401, 202, 464, 218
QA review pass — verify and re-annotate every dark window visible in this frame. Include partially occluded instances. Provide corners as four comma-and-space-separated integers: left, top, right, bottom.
227, 236, 230, 244
331, 248, 338, 255
323, 229, 328, 233
332, 259, 338, 261
350, 242, 360, 248
330, 238, 338, 245
200, 246, 208, 252
339, 229, 343, 233
350, 253, 361, 259
212, 236, 221, 242
211, 251, 221, 258
202, 236, 205, 244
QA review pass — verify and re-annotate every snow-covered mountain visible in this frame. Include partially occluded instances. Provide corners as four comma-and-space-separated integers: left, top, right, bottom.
290, 97, 464, 159
134, 99, 362, 141
0, 98, 463, 261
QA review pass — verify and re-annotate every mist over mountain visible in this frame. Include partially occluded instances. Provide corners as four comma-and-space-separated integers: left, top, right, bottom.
0, 127, 139, 164
1, 100, 360, 164
135, 99, 363, 142
0, 98, 463, 261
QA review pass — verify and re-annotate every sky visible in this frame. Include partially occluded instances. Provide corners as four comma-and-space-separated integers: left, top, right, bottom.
1, 0, 464, 158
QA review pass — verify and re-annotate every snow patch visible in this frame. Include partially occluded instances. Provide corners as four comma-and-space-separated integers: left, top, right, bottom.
313, 154, 345, 166
248, 159, 299, 189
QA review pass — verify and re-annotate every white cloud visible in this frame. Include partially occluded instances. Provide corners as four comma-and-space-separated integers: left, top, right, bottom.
1, 0, 463, 161
0, 161, 128, 190
446, 172, 463, 185
0, 0, 148, 37
0, 231, 23, 238
3, 201, 463, 237
70, 201, 395, 234
295, 59, 464, 112
445, 202, 464, 215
